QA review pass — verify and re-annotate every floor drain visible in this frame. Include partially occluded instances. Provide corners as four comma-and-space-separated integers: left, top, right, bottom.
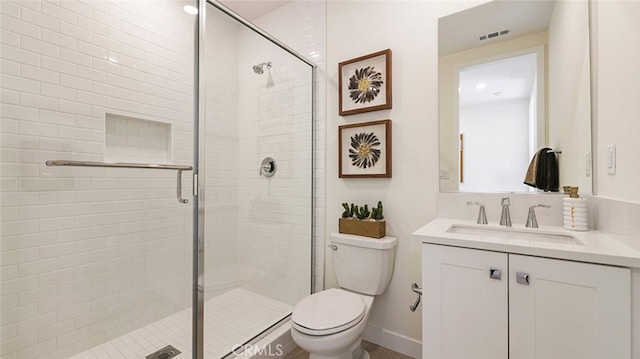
146, 345, 181, 359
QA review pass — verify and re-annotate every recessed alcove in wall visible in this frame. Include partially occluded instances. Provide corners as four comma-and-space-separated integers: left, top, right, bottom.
105, 113, 172, 163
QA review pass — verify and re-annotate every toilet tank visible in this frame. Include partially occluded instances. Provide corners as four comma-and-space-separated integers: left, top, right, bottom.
330, 233, 398, 295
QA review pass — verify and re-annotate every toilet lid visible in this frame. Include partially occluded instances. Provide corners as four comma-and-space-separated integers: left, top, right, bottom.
292, 288, 366, 336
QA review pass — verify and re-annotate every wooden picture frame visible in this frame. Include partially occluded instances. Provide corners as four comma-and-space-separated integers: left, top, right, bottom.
338, 49, 392, 116
339, 119, 392, 178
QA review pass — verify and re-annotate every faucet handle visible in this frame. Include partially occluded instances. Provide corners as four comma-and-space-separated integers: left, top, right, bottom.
499, 197, 512, 227
466, 201, 488, 224
526, 204, 551, 228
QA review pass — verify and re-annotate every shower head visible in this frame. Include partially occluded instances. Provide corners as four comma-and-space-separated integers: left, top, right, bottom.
252, 61, 272, 74
252, 65, 264, 74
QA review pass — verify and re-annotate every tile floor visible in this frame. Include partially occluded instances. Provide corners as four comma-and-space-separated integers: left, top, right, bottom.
70, 288, 292, 358
284, 341, 414, 359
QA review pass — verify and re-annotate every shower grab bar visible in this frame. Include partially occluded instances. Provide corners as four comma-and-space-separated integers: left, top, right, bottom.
45, 160, 193, 204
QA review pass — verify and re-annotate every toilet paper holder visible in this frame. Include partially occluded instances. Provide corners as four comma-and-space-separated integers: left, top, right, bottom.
409, 282, 422, 312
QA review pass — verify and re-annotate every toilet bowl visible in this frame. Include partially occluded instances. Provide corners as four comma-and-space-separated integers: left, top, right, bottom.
291, 288, 374, 359
291, 233, 397, 359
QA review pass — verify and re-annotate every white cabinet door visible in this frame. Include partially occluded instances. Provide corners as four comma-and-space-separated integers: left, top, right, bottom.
509, 254, 631, 359
423, 244, 508, 359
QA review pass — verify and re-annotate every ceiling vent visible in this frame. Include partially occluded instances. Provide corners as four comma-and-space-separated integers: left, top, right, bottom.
478, 29, 511, 41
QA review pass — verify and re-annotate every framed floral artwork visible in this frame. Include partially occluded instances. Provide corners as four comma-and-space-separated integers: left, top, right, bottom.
339, 49, 392, 116
339, 119, 392, 178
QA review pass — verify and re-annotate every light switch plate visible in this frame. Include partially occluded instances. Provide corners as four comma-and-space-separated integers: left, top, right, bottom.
585, 152, 591, 177
607, 144, 616, 175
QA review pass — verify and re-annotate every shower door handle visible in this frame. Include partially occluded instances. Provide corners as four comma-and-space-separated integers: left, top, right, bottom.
177, 170, 189, 204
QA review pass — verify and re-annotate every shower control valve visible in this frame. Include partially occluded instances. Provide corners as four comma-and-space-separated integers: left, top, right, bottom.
259, 157, 276, 177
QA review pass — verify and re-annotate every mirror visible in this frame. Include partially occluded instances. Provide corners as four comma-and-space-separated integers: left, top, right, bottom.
439, 0, 592, 194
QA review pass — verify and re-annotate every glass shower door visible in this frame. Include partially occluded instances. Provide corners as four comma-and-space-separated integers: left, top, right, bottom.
199, 2, 314, 357
0, 1, 196, 358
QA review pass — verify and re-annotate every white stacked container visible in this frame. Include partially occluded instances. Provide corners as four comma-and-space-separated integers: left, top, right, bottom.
563, 187, 588, 231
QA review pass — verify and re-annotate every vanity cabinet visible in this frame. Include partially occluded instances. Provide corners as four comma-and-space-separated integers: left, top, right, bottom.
422, 244, 631, 359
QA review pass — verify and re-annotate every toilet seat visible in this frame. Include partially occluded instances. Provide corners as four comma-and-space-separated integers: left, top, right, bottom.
292, 288, 366, 336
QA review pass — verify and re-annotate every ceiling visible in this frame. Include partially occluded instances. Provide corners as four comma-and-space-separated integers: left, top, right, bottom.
217, 0, 291, 20
459, 52, 537, 107
439, 0, 556, 56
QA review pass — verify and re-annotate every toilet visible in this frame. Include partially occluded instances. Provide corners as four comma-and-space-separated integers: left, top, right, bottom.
291, 233, 398, 359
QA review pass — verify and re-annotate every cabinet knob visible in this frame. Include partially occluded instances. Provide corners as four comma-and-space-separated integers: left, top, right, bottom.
516, 272, 530, 285
489, 268, 502, 280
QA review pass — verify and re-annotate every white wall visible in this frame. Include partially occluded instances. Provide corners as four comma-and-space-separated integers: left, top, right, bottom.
592, 4, 640, 355
326, 1, 485, 354
547, 0, 591, 193
593, 0, 640, 203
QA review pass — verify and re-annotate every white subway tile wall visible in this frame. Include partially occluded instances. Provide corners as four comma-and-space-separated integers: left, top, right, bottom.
1, 0, 326, 358
202, 2, 321, 305
251, 0, 327, 294
235, 27, 314, 305
104, 113, 173, 163
595, 197, 640, 252
1, 1, 195, 358
202, 6, 242, 300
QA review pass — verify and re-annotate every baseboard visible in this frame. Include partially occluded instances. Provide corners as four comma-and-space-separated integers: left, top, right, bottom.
363, 324, 422, 358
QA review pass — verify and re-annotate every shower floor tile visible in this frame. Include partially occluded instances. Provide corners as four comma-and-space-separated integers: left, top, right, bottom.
71, 288, 292, 359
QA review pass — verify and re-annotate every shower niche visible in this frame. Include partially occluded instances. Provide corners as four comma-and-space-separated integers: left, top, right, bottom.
105, 113, 173, 163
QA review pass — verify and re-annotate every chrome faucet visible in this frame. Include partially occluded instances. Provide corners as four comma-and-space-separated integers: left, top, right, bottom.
466, 201, 488, 224
499, 196, 512, 227
525, 204, 551, 228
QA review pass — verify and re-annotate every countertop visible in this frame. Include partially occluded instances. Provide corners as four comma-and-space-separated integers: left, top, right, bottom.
412, 218, 640, 268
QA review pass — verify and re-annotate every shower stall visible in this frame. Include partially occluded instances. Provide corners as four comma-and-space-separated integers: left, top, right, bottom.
0, 1, 317, 358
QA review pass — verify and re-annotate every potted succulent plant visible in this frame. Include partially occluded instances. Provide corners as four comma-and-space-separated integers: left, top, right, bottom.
338, 201, 386, 238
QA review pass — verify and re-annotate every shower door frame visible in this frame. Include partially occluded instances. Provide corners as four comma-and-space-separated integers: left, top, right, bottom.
193, 1, 317, 357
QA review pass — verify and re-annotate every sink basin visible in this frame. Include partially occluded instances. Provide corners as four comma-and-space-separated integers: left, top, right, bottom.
446, 224, 583, 246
